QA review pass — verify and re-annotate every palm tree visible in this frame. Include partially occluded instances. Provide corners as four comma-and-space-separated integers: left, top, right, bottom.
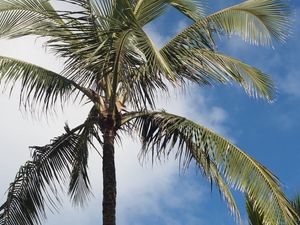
246, 194, 300, 225
0, 0, 297, 225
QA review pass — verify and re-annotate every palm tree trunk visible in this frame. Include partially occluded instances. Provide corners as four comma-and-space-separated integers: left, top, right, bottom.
102, 129, 116, 225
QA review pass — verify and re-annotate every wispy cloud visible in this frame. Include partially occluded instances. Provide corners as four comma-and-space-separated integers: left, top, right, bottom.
144, 25, 171, 49
280, 70, 300, 98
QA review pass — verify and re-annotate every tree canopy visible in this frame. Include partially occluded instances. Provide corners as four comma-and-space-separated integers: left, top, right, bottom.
0, 0, 296, 225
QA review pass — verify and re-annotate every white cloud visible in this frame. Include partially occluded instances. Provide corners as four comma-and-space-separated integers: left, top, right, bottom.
174, 20, 189, 34
144, 24, 171, 49
280, 70, 300, 98
0, 37, 63, 73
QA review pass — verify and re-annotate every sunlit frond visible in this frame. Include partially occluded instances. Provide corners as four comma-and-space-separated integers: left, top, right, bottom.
117, 26, 174, 109
0, 56, 86, 112
170, 0, 207, 21
0, 0, 64, 38
128, 111, 298, 225
191, 143, 241, 222
133, 0, 206, 26
291, 195, 300, 219
207, 0, 291, 45
190, 50, 275, 100
160, 0, 290, 100
164, 0, 291, 49
163, 47, 275, 100
133, 0, 168, 26
85, 2, 175, 110
246, 193, 300, 225
246, 194, 265, 225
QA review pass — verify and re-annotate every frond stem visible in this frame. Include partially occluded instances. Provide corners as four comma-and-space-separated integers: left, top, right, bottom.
108, 29, 132, 115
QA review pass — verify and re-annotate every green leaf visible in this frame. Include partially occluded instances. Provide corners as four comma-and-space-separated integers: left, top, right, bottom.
0, 123, 84, 225
129, 111, 298, 225
0, 114, 97, 225
192, 143, 242, 222
202, 0, 290, 46
246, 194, 265, 225
0, 56, 81, 112
170, 0, 207, 21
0, 0, 63, 38
133, 0, 207, 26
133, 0, 168, 26
291, 195, 300, 222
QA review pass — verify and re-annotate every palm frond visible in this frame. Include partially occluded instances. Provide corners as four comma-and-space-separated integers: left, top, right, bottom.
68, 115, 97, 206
246, 193, 300, 225
0, 124, 84, 225
191, 50, 275, 100
165, 48, 275, 101
43, 1, 124, 92
208, 0, 291, 45
191, 143, 241, 222
39, 0, 171, 110
0, 56, 87, 112
0, 113, 97, 225
160, 2, 285, 101
291, 195, 300, 222
117, 26, 174, 109
170, 0, 207, 21
160, 0, 290, 94
0, 0, 108, 92
128, 111, 298, 225
0, 0, 65, 39
164, 0, 291, 49
133, 0, 206, 26
246, 194, 265, 225
122, 110, 241, 220
133, 0, 168, 26
88, 2, 175, 110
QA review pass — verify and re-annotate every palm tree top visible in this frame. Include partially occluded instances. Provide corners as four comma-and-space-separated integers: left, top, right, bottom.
0, 0, 291, 111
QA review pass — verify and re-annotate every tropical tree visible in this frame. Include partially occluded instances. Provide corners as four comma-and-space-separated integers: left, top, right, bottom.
246, 194, 300, 225
0, 0, 296, 225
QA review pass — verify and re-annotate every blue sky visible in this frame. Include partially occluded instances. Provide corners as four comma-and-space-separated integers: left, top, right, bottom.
0, 0, 300, 225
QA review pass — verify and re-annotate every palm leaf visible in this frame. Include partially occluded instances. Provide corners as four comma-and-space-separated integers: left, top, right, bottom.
0, 114, 97, 225
192, 50, 274, 100
207, 0, 291, 45
291, 195, 300, 220
117, 26, 174, 109
0, 124, 83, 225
89, 2, 175, 110
160, 2, 289, 101
0, 0, 64, 38
133, 0, 168, 26
126, 111, 298, 225
68, 112, 98, 206
121, 110, 239, 222
246, 194, 265, 225
160, 0, 290, 97
162, 0, 290, 52
162, 45, 275, 100
0, 56, 88, 112
175, 48, 275, 100
191, 142, 242, 222
170, 0, 207, 21
133, 0, 206, 26
246, 194, 300, 225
